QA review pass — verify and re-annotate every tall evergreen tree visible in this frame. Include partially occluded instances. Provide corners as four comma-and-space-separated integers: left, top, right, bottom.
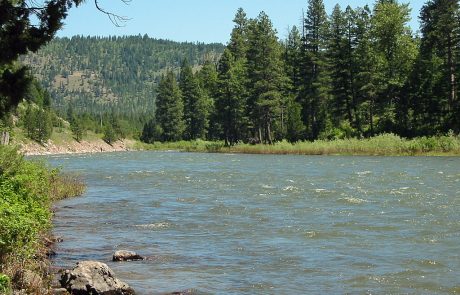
155, 71, 185, 142
284, 26, 303, 98
415, 0, 460, 133
197, 61, 219, 139
215, 49, 248, 146
371, 0, 417, 134
246, 12, 287, 143
301, 0, 331, 139
228, 8, 249, 60
180, 59, 209, 140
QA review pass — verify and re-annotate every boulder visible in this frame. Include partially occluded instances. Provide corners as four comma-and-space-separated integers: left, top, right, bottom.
60, 261, 135, 295
51, 288, 70, 295
113, 251, 144, 262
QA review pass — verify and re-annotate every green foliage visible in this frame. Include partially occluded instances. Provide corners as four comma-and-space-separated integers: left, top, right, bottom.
0, 273, 11, 294
22, 103, 53, 143
0, 146, 85, 260
286, 99, 305, 142
70, 117, 84, 142
103, 124, 117, 145
151, 71, 185, 142
180, 59, 209, 140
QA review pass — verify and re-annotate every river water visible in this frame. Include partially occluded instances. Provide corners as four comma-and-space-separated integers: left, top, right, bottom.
44, 151, 460, 294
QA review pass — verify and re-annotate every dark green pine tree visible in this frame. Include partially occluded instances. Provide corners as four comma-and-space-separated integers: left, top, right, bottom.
215, 49, 248, 146
301, 0, 331, 140
228, 8, 249, 60
285, 97, 305, 142
371, 0, 417, 135
283, 26, 305, 139
179, 59, 209, 140
196, 61, 219, 139
328, 5, 353, 128
246, 12, 287, 144
354, 5, 379, 136
414, 0, 460, 133
155, 71, 185, 142
35, 108, 53, 143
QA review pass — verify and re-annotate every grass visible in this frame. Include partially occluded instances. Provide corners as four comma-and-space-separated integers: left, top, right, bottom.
134, 133, 460, 156
0, 145, 86, 294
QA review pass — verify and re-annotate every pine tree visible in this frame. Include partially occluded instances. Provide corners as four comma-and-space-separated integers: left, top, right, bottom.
246, 12, 287, 144
284, 26, 303, 95
155, 71, 185, 142
286, 98, 305, 142
301, 0, 331, 139
197, 61, 219, 139
371, 0, 417, 134
415, 0, 460, 133
328, 5, 351, 126
215, 49, 248, 146
228, 8, 249, 60
180, 59, 209, 140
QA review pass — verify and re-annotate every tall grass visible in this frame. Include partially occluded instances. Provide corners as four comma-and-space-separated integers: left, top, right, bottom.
0, 145, 86, 293
135, 133, 460, 156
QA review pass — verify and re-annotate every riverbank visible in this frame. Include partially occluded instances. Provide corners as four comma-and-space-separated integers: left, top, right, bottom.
18, 138, 135, 156
0, 146, 85, 294
15, 132, 460, 156
135, 133, 460, 156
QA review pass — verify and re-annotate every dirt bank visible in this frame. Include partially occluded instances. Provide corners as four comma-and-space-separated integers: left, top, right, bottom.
19, 139, 135, 156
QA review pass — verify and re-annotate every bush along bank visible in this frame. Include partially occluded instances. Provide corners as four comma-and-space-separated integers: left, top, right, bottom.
0, 146, 85, 294
135, 133, 460, 156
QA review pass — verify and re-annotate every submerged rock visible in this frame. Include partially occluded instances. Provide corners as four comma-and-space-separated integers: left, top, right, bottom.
60, 261, 135, 295
113, 250, 144, 262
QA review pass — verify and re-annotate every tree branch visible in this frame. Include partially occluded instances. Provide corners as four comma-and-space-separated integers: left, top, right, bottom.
94, 0, 132, 27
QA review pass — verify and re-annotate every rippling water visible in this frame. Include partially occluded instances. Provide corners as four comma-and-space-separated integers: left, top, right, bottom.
44, 152, 460, 294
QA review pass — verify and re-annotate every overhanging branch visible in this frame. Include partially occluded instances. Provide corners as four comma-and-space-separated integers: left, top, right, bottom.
94, 0, 132, 27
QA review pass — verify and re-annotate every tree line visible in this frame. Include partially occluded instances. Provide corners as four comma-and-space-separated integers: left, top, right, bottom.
142, 0, 460, 145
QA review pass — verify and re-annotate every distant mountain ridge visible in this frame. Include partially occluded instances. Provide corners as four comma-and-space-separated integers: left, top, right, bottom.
22, 35, 225, 119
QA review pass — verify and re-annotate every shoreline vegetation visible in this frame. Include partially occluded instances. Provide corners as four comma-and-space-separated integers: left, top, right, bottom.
0, 146, 85, 294
15, 132, 460, 157
135, 133, 460, 156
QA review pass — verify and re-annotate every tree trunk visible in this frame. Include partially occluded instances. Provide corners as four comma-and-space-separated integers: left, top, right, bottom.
1, 131, 10, 145
448, 35, 456, 111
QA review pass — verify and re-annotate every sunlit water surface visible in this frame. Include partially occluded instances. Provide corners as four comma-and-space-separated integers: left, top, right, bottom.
42, 152, 460, 294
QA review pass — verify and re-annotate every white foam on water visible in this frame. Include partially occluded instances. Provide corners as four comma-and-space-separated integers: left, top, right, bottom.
133, 222, 171, 229
356, 171, 372, 176
283, 186, 299, 191
262, 184, 275, 189
341, 197, 368, 204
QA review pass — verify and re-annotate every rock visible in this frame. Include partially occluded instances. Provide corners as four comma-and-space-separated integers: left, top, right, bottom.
52, 288, 70, 295
21, 270, 43, 291
113, 250, 144, 262
60, 261, 135, 295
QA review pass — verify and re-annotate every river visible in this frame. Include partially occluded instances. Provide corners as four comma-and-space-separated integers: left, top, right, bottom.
44, 151, 460, 294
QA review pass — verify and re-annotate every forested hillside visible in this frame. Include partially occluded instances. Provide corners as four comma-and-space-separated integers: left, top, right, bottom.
21, 35, 224, 119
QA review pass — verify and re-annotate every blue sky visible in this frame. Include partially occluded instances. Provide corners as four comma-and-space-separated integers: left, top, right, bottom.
58, 0, 425, 43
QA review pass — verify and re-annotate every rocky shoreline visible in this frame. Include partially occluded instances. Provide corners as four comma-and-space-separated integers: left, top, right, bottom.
18, 139, 135, 156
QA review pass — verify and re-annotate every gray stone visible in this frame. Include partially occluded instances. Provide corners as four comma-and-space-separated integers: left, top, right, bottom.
60, 261, 135, 295
52, 288, 70, 295
113, 250, 144, 262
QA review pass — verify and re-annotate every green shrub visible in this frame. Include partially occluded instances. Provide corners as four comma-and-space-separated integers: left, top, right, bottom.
0, 273, 11, 294
0, 145, 85, 263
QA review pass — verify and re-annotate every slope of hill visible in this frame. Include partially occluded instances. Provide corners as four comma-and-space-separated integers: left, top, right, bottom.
22, 35, 224, 118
